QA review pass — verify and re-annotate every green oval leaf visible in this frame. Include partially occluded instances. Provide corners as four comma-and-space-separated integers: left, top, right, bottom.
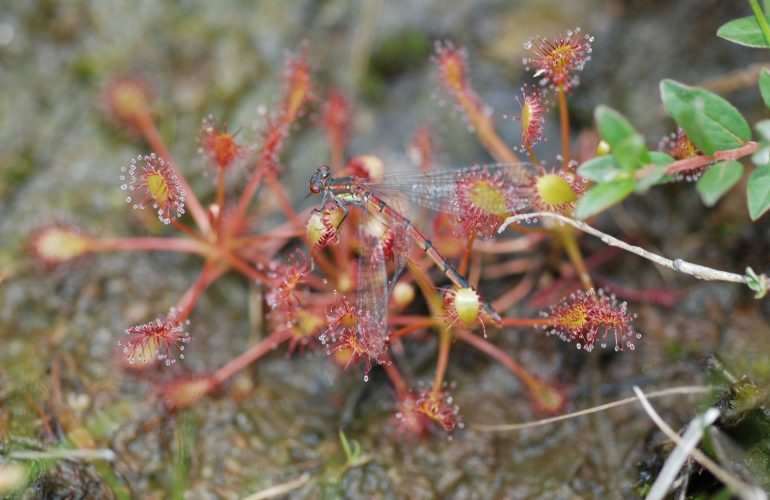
649, 151, 676, 164
577, 155, 623, 182
636, 152, 675, 192
595, 105, 635, 146
660, 80, 751, 156
695, 160, 744, 206
760, 70, 770, 110
753, 145, 770, 166
594, 105, 650, 171
614, 134, 650, 173
575, 178, 636, 219
747, 165, 770, 220
756, 119, 770, 143
717, 16, 770, 48
753, 120, 770, 166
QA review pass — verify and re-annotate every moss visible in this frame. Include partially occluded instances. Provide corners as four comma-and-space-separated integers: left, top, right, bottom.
369, 30, 431, 80
0, 156, 34, 198
361, 74, 386, 104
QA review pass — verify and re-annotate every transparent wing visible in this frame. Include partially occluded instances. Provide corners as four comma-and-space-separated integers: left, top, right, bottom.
356, 226, 389, 361
361, 163, 531, 216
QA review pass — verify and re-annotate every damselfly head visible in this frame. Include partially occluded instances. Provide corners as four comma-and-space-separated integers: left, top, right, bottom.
308, 165, 332, 194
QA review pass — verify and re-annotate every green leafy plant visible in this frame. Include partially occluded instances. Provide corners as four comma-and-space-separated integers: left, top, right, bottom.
578, 2, 770, 225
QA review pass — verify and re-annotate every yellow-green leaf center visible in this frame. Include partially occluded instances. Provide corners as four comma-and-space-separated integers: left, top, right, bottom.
470, 181, 507, 216
146, 172, 169, 205
536, 174, 577, 206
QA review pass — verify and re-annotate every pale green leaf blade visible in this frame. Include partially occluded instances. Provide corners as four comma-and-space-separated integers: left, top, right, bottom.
575, 178, 636, 219
717, 16, 770, 48
747, 165, 770, 220
660, 80, 751, 155
695, 160, 744, 206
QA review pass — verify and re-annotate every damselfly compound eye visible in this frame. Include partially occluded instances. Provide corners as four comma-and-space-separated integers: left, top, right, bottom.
309, 166, 332, 193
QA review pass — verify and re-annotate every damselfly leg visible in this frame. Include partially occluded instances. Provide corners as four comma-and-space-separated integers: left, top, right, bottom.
309, 163, 514, 324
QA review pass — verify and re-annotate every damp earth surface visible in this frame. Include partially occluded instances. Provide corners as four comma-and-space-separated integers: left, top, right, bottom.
1, 1, 769, 497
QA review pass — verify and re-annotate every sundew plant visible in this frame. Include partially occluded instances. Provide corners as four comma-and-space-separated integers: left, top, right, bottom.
7, 1, 770, 497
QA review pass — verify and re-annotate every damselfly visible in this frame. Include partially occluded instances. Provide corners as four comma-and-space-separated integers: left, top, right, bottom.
308, 163, 528, 323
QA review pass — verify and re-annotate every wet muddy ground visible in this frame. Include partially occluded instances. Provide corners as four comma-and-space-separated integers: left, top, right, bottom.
1, 1, 769, 497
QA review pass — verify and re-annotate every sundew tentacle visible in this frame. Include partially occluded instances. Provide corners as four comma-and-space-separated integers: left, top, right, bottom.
541, 288, 641, 352
523, 27, 594, 92
119, 309, 191, 366
120, 153, 186, 224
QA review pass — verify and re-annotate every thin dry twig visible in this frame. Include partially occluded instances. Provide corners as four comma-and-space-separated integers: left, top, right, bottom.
697, 63, 770, 94
498, 212, 769, 297
472, 386, 710, 432
242, 473, 311, 500
9, 448, 116, 461
646, 407, 720, 500
633, 386, 766, 500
